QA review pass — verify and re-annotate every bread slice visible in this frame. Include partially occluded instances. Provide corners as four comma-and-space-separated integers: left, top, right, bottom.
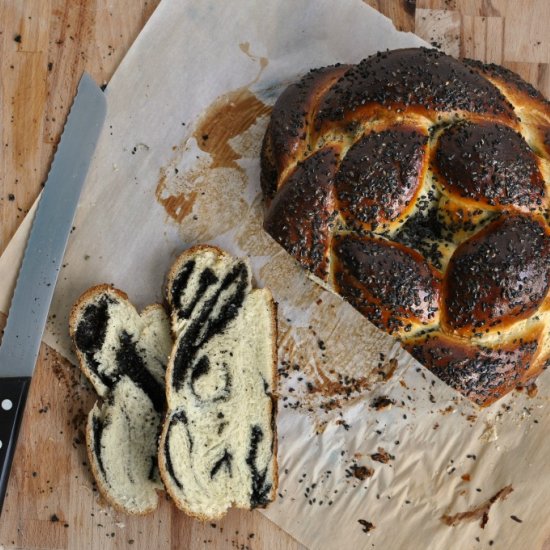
158, 245, 278, 520
70, 285, 173, 514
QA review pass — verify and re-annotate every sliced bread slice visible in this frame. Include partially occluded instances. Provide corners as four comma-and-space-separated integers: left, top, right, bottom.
159, 245, 278, 520
70, 285, 173, 514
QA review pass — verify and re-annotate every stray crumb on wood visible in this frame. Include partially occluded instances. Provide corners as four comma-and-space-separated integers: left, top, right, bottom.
440, 485, 513, 528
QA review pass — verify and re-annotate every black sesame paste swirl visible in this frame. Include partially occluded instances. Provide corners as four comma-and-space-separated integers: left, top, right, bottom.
115, 331, 165, 413
189, 356, 232, 402
74, 297, 165, 412
247, 425, 272, 508
164, 409, 192, 490
91, 415, 108, 479
171, 261, 249, 393
170, 259, 195, 318
74, 296, 115, 388
171, 260, 220, 320
210, 449, 233, 479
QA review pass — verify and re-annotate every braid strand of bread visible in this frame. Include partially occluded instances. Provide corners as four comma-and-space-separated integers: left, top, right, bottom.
261, 47, 550, 407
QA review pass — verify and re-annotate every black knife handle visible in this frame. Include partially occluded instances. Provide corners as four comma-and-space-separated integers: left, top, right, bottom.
0, 376, 31, 515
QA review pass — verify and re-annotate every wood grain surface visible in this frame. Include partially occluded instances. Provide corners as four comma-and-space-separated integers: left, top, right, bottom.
0, 1, 549, 549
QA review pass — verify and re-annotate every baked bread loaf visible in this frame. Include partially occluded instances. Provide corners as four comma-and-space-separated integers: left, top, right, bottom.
70, 285, 172, 514
261, 47, 550, 406
158, 245, 278, 520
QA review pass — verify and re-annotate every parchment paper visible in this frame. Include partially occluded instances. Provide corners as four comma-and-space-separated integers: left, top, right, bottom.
1, 1, 549, 548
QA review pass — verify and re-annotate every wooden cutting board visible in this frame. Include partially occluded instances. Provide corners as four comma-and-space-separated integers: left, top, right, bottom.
0, 1, 548, 549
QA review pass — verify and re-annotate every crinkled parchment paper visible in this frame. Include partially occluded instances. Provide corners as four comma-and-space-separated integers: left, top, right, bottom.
1, 1, 549, 548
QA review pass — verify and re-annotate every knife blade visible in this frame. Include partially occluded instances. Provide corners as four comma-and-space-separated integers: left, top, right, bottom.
0, 73, 106, 514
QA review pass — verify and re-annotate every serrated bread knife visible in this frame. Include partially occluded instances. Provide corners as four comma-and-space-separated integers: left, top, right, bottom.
0, 74, 106, 514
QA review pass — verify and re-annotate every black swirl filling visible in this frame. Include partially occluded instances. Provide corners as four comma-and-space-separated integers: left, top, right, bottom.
74, 296, 115, 388
179, 268, 219, 319
74, 298, 165, 416
91, 415, 107, 479
171, 260, 219, 319
210, 450, 233, 479
172, 261, 248, 392
115, 331, 165, 413
164, 409, 192, 490
170, 259, 196, 318
247, 425, 272, 508
189, 356, 232, 402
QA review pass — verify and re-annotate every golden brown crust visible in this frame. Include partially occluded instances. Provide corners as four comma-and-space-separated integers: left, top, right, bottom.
260, 64, 350, 203
264, 289, 279, 505
463, 58, 550, 117
463, 58, 550, 160
441, 215, 550, 336
332, 234, 441, 336
316, 48, 518, 129
264, 146, 340, 280
405, 327, 544, 407
336, 125, 429, 232
262, 47, 550, 406
435, 121, 546, 213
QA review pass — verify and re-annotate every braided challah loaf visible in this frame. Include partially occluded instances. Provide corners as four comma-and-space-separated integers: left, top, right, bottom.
261, 47, 550, 407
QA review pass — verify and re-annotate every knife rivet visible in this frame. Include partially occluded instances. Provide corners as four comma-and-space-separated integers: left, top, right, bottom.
1, 400, 13, 411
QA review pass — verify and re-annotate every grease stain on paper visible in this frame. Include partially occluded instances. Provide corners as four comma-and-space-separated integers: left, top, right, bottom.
155, 44, 271, 241
193, 87, 271, 170
239, 41, 269, 71
155, 186, 197, 224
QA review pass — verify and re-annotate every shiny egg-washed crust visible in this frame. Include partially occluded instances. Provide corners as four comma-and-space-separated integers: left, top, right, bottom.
261, 47, 550, 407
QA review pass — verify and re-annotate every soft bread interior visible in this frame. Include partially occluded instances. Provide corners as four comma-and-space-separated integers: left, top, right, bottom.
160, 247, 277, 520
71, 286, 172, 514
75, 295, 170, 397
88, 377, 162, 514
